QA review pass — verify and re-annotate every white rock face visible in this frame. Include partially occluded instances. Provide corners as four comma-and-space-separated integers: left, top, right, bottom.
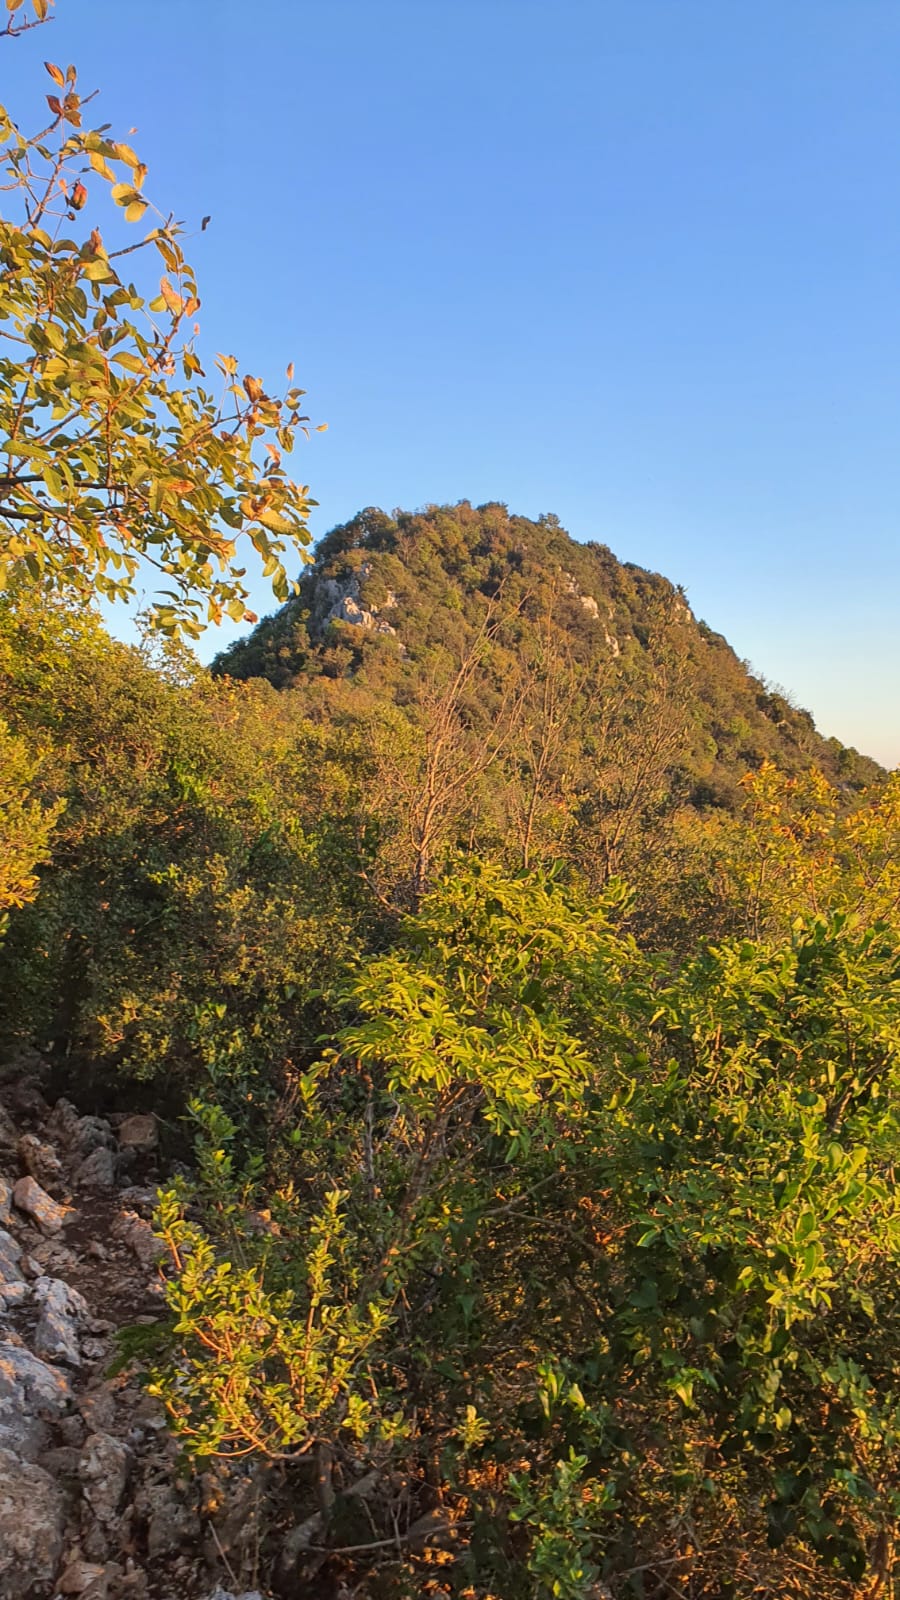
33, 1275, 89, 1366
319, 571, 397, 636
0, 1446, 65, 1597
0, 1341, 72, 1459
79, 1430, 130, 1525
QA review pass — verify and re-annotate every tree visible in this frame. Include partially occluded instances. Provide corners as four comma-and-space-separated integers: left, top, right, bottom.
0, 0, 321, 634
0, 585, 370, 1100
0, 715, 61, 933
687, 761, 900, 943
503, 588, 588, 872
356, 588, 527, 909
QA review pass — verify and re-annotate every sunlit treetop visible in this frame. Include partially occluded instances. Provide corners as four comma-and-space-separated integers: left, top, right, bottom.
0, 0, 323, 634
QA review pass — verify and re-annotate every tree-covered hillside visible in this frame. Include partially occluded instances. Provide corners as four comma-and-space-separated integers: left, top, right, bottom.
216, 501, 879, 802
213, 502, 881, 931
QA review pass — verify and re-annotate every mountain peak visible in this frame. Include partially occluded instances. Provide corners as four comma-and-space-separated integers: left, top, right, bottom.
213, 501, 882, 804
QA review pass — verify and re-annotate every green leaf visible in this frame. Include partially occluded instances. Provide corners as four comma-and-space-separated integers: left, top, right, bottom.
41, 463, 65, 501
636, 1227, 660, 1248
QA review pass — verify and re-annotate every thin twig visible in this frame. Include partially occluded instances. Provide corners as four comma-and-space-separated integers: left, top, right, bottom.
305, 1520, 471, 1556
209, 1521, 239, 1591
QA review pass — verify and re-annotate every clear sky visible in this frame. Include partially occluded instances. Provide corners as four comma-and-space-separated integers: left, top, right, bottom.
10, 1, 900, 766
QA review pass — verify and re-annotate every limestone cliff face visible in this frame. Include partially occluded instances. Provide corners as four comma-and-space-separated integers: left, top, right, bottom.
312, 563, 397, 638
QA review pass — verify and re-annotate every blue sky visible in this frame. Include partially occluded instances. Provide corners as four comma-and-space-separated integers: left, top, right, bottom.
11, 1, 899, 765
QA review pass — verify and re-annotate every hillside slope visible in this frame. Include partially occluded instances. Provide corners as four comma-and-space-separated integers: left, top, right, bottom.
214, 500, 880, 805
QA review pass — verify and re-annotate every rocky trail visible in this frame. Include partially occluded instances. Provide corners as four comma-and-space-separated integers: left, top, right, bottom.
0, 1054, 263, 1600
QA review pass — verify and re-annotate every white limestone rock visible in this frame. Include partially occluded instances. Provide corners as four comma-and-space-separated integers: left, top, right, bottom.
33, 1275, 89, 1366
12, 1175, 69, 1235
0, 1447, 65, 1597
79, 1430, 130, 1525
0, 1340, 72, 1459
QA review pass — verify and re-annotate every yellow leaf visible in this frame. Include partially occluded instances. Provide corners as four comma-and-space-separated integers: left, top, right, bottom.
159, 277, 183, 316
124, 199, 148, 224
44, 61, 65, 86
89, 150, 114, 181
255, 507, 295, 535
113, 141, 140, 170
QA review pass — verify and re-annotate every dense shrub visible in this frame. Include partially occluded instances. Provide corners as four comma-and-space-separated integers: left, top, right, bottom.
151, 861, 900, 1597
0, 591, 374, 1111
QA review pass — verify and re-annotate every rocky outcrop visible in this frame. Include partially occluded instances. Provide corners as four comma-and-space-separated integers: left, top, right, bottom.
562, 570, 620, 653
74, 1147, 117, 1191
79, 1431, 130, 1528
0, 1056, 465, 1597
316, 563, 397, 637
204, 1591, 264, 1600
0, 1057, 342, 1600
0, 1062, 220, 1599
0, 1227, 22, 1289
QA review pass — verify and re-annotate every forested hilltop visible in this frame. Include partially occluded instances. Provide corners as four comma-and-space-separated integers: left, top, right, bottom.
214, 500, 882, 937
216, 501, 880, 806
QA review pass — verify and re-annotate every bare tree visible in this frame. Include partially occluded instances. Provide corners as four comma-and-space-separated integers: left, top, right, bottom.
572, 592, 693, 886
363, 588, 527, 908
505, 591, 601, 871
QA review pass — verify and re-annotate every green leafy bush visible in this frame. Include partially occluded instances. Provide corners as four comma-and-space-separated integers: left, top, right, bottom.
148, 863, 900, 1596
0, 591, 371, 1109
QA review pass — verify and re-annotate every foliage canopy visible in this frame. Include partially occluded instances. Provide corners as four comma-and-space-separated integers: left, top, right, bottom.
0, 15, 321, 633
